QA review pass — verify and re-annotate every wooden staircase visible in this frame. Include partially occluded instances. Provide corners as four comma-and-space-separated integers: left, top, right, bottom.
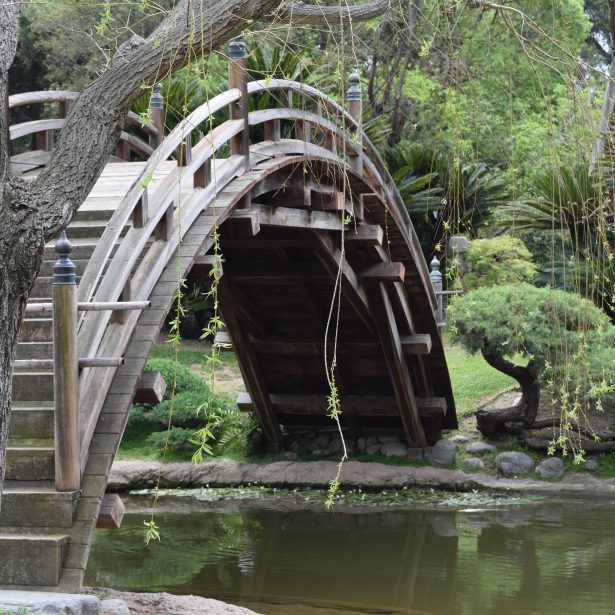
1, 209, 112, 587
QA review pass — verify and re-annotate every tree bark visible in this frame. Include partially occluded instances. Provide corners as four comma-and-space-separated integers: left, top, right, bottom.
475, 341, 540, 437
0, 0, 390, 508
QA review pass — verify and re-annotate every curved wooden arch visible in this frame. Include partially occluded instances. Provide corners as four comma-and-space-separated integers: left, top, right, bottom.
3, 78, 455, 593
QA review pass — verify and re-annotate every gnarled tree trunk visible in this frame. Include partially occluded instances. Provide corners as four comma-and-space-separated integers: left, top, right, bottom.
475, 340, 540, 438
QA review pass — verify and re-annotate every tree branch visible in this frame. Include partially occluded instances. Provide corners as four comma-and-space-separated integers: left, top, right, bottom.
277, 0, 390, 25
28, 0, 390, 239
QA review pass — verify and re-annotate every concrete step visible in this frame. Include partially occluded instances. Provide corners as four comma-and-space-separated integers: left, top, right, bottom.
30, 277, 82, 299
39, 259, 90, 277
18, 319, 52, 343
16, 341, 53, 360
0, 484, 79, 528
6, 445, 54, 481
0, 534, 68, 586
12, 371, 53, 402
8, 405, 54, 440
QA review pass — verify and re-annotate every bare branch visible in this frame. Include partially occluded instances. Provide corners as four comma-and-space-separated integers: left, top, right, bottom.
277, 0, 390, 25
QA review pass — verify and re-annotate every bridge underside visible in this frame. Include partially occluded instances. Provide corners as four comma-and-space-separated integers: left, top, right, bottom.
194, 159, 456, 449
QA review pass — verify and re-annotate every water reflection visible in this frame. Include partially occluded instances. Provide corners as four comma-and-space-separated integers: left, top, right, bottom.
85, 499, 614, 615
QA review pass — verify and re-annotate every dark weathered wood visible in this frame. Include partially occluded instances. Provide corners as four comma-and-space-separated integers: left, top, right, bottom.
237, 392, 446, 418
359, 261, 405, 282
132, 191, 148, 228
365, 282, 427, 447
96, 494, 125, 530
154, 203, 174, 241
219, 279, 283, 448
194, 157, 211, 188
134, 371, 166, 405
110, 279, 132, 326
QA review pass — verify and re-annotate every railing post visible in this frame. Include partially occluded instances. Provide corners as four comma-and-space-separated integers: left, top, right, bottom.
53, 232, 80, 491
149, 83, 164, 149
430, 256, 444, 337
228, 37, 250, 171
346, 70, 363, 175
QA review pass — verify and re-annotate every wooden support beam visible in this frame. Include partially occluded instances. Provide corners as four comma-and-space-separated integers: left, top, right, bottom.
359, 262, 405, 282
154, 203, 174, 241
194, 158, 211, 188
345, 224, 383, 246
223, 261, 329, 284
237, 393, 446, 418
96, 494, 125, 530
217, 275, 267, 337
228, 203, 344, 232
134, 370, 167, 405
132, 191, 148, 228
222, 210, 261, 238
365, 282, 427, 447
306, 230, 374, 334
110, 278, 131, 325
219, 280, 283, 449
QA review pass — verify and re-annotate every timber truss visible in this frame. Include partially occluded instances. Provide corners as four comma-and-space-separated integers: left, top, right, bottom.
2, 48, 455, 591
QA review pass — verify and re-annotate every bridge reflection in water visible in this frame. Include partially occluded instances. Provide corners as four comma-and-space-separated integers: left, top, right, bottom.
86, 498, 610, 615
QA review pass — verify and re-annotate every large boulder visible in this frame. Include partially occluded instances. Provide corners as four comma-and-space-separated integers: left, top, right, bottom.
0, 591, 100, 615
431, 440, 457, 468
495, 451, 535, 476
535, 457, 565, 479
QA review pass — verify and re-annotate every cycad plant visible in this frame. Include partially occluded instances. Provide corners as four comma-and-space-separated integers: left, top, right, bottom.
496, 162, 615, 315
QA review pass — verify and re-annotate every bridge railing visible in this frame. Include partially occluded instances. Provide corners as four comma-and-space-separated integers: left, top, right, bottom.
15, 37, 441, 487
8, 90, 159, 168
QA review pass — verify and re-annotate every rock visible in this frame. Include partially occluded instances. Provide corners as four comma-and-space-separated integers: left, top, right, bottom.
535, 457, 565, 479
449, 435, 469, 444
431, 440, 457, 468
314, 434, 330, 448
407, 448, 424, 459
462, 457, 485, 471
356, 437, 366, 453
101, 599, 130, 615
366, 435, 379, 446
282, 451, 298, 460
0, 591, 100, 615
365, 444, 381, 455
495, 451, 535, 476
466, 442, 497, 455
584, 458, 599, 471
328, 439, 345, 455
378, 435, 400, 444
311, 449, 324, 456
381, 442, 408, 457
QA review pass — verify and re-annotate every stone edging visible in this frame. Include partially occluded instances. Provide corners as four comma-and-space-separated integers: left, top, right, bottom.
108, 459, 615, 499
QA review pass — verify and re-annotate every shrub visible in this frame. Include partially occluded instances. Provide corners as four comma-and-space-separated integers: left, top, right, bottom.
144, 357, 204, 400
463, 236, 537, 290
448, 284, 615, 433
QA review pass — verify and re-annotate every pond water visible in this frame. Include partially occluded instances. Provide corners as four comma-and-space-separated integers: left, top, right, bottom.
85, 490, 614, 615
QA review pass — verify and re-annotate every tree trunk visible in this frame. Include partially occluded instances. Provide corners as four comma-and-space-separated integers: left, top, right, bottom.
475, 342, 540, 438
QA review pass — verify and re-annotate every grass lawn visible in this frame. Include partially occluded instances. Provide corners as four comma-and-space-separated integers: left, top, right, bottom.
443, 342, 516, 417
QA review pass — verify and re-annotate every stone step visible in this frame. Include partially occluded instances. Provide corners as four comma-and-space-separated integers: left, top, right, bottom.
5, 445, 55, 481
12, 371, 53, 402
44, 240, 98, 261
73, 208, 115, 222
18, 319, 52, 343
16, 341, 53, 360
39, 259, 90, 277
0, 534, 68, 586
8, 405, 54, 440
29, 277, 82, 300
0, 484, 79, 528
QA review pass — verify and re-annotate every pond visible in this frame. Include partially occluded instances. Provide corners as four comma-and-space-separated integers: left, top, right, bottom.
85, 489, 614, 615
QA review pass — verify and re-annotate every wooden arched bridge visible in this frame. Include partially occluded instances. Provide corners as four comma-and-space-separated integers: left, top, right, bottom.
1, 44, 455, 591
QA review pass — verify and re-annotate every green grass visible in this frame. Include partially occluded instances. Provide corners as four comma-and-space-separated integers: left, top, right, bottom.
444, 342, 516, 417
148, 342, 238, 368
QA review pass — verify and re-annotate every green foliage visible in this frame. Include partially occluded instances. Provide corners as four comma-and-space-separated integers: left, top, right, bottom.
126, 358, 257, 457
448, 284, 615, 403
464, 236, 537, 290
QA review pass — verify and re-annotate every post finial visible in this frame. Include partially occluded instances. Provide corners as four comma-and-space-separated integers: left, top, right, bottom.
346, 70, 362, 102
150, 83, 164, 110
229, 36, 247, 59
430, 256, 442, 283
53, 231, 76, 285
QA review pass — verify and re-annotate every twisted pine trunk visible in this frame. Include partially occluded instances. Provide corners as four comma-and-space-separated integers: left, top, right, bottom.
475, 341, 541, 438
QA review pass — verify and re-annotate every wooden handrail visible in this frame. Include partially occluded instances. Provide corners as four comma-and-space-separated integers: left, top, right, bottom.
8, 90, 79, 108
